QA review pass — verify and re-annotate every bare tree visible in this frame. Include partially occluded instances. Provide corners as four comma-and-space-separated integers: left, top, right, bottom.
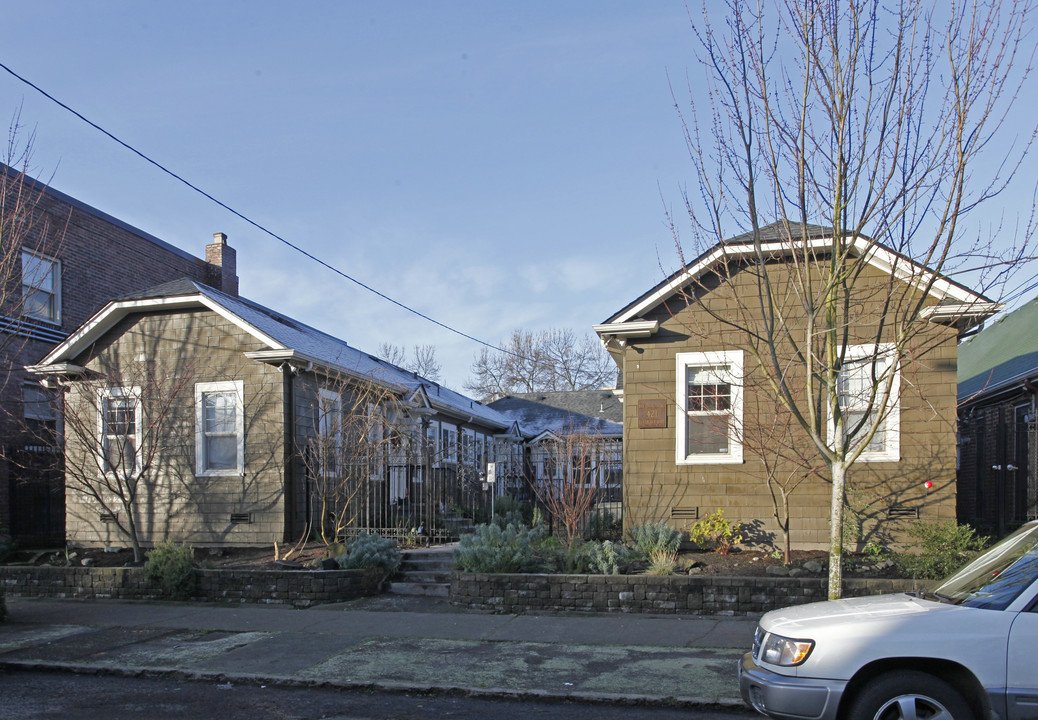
743, 390, 825, 564
377, 342, 442, 383
526, 426, 608, 548
298, 374, 405, 547
673, 0, 1035, 598
58, 356, 197, 563
0, 115, 68, 418
466, 328, 615, 401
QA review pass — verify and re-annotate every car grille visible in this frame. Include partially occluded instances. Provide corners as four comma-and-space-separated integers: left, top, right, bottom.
752, 625, 764, 659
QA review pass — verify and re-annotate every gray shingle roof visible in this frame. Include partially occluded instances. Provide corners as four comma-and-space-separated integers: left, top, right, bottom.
122, 280, 511, 429
488, 396, 622, 437
505, 390, 623, 423
958, 296, 1038, 404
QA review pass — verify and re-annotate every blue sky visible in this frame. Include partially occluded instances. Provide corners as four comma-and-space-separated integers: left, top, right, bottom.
3, 2, 1035, 390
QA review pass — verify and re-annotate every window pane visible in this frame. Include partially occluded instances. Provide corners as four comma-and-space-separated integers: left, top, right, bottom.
105, 436, 137, 472
23, 385, 54, 421
204, 393, 236, 433
206, 435, 237, 470
105, 398, 136, 435
687, 415, 729, 455
844, 409, 885, 452
21, 251, 54, 291
23, 288, 54, 319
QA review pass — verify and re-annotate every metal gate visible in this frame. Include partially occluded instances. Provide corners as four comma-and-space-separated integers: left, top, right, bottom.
341, 464, 495, 543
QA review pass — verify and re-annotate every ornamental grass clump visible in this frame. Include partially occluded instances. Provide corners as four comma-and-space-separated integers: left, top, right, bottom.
629, 520, 682, 576
144, 540, 196, 599
453, 521, 546, 573
337, 533, 401, 575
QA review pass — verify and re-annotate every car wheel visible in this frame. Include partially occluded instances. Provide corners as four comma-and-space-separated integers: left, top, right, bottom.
848, 670, 975, 720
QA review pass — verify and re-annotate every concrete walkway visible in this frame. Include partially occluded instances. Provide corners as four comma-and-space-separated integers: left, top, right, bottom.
0, 595, 758, 710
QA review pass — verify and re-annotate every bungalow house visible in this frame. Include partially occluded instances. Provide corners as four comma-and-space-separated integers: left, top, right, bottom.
957, 296, 1038, 535
489, 394, 623, 511
26, 277, 521, 551
594, 222, 999, 550
1, 163, 232, 544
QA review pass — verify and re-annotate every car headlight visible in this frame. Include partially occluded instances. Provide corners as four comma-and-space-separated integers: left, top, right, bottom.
760, 633, 814, 666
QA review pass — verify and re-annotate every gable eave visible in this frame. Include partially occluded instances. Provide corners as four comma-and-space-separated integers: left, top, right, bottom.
604, 235, 990, 326
31, 292, 288, 371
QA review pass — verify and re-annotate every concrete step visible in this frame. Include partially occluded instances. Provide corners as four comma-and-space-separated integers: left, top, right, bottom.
386, 580, 450, 597
399, 558, 453, 573
396, 570, 451, 584
390, 548, 454, 597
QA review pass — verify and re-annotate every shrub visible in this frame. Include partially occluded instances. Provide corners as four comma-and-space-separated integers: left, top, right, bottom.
491, 509, 527, 531
493, 495, 533, 525
144, 540, 196, 599
453, 521, 546, 573
584, 540, 631, 575
628, 520, 682, 559
338, 533, 401, 575
897, 521, 988, 580
687, 508, 744, 555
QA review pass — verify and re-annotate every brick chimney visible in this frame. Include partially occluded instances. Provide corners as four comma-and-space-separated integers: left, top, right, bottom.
206, 232, 239, 296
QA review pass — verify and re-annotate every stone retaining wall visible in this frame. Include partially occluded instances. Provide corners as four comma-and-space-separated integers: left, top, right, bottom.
1, 566, 384, 607
450, 571, 927, 615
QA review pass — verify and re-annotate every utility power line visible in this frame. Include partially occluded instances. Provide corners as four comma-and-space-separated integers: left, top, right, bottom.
0, 60, 510, 356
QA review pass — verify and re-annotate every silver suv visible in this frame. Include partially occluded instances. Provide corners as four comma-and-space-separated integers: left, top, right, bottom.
739, 520, 1038, 720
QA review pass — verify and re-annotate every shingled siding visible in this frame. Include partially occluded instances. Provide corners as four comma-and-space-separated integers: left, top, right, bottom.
450, 571, 926, 615
1, 567, 383, 606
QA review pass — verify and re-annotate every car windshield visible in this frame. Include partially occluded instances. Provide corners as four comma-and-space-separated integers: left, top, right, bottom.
931, 522, 1038, 610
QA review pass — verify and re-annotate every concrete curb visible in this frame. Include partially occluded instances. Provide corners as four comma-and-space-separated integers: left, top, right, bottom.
0, 658, 749, 711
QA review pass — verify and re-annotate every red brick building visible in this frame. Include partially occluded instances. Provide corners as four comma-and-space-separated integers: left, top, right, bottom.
1, 163, 236, 543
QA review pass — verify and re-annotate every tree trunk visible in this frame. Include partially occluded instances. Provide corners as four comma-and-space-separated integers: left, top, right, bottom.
828, 461, 846, 600
123, 501, 143, 564
782, 492, 791, 566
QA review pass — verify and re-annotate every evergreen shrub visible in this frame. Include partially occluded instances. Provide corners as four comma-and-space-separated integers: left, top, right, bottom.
453, 521, 546, 573
338, 533, 401, 575
144, 540, 196, 599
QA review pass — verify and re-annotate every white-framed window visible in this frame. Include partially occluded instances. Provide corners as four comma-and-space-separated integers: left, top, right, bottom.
427, 421, 440, 468
195, 381, 244, 476
462, 429, 475, 465
831, 344, 900, 462
317, 387, 341, 476
676, 350, 743, 465
21, 249, 61, 323
441, 424, 457, 463
98, 386, 142, 476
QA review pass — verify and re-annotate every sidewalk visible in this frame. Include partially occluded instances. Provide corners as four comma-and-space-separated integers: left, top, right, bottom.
0, 595, 757, 709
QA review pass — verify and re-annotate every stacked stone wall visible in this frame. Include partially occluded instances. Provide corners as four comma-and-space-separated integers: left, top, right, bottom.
450, 571, 925, 615
1, 566, 383, 607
